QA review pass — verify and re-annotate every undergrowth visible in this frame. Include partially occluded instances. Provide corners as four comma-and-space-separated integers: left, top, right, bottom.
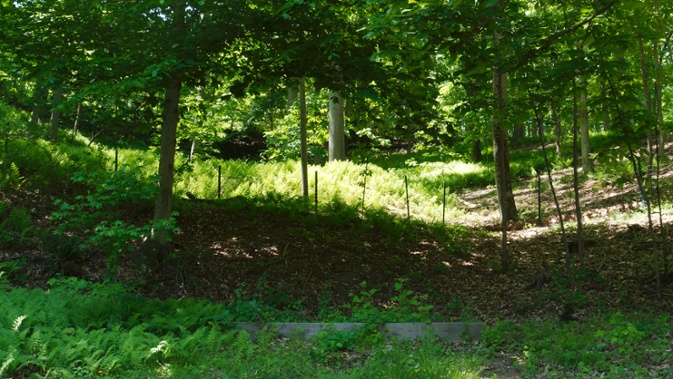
480, 312, 673, 378
0, 277, 483, 378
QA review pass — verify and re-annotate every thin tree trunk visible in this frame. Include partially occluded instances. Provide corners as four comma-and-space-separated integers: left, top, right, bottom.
534, 104, 570, 267
328, 89, 346, 161
299, 78, 309, 201
551, 103, 562, 155
600, 82, 611, 131
153, 0, 186, 244
471, 137, 482, 163
652, 41, 665, 160
513, 121, 524, 143
153, 72, 182, 243
287, 78, 300, 109
31, 87, 46, 125
639, 37, 654, 179
605, 76, 662, 297
493, 31, 517, 272
572, 81, 586, 267
627, 143, 662, 299
49, 87, 63, 142
71, 102, 81, 141
653, 40, 668, 273
577, 76, 592, 173
189, 139, 198, 162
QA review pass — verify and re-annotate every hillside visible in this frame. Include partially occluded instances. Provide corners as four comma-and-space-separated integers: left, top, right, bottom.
4, 152, 671, 324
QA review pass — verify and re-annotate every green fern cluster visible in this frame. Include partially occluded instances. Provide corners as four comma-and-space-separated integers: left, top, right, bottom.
0, 283, 235, 378
0, 201, 35, 248
0, 161, 23, 191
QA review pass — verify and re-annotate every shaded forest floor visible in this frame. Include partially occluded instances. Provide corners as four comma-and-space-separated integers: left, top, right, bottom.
8, 156, 672, 326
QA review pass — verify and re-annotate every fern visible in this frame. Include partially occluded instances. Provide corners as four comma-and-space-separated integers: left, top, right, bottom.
0, 206, 34, 247
0, 350, 14, 377
12, 315, 26, 331
0, 162, 23, 191
0, 201, 8, 217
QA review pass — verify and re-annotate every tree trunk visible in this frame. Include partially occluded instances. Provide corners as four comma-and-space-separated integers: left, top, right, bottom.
153, 72, 182, 243
189, 138, 198, 162
153, 0, 186, 244
577, 76, 592, 173
492, 69, 517, 221
299, 78, 309, 201
49, 87, 63, 142
31, 87, 46, 125
328, 89, 346, 161
534, 106, 570, 272
493, 31, 517, 272
600, 82, 611, 131
551, 103, 562, 155
287, 78, 300, 109
653, 41, 665, 161
471, 137, 482, 163
71, 102, 81, 141
572, 82, 586, 267
639, 37, 654, 179
512, 121, 524, 143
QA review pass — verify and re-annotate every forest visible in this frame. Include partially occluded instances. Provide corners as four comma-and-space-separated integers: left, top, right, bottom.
0, 0, 672, 377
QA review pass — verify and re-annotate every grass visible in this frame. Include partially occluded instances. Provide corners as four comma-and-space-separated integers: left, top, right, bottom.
481, 312, 673, 378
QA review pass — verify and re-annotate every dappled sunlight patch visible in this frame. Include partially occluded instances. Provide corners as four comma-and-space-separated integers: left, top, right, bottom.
210, 243, 253, 259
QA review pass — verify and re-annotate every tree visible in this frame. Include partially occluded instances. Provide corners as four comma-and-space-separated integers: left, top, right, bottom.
328, 89, 346, 161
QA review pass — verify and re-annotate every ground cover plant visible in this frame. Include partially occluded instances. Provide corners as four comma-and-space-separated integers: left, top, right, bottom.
0, 275, 486, 378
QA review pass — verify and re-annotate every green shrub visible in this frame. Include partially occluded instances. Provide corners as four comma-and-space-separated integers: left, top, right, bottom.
340, 279, 434, 323
51, 166, 179, 268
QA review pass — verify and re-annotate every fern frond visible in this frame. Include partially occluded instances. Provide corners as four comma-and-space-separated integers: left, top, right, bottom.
0, 350, 15, 377
12, 315, 26, 331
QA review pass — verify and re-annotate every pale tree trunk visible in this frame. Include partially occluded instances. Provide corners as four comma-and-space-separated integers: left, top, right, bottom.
493, 31, 517, 272
653, 42, 665, 161
328, 89, 346, 161
577, 76, 593, 173
189, 86, 205, 162
189, 139, 198, 162
639, 37, 654, 178
654, 0, 667, 160
551, 104, 562, 155
71, 103, 81, 141
287, 78, 300, 108
572, 82, 586, 267
299, 78, 309, 201
49, 87, 63, 142
600, 82, 611, 131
